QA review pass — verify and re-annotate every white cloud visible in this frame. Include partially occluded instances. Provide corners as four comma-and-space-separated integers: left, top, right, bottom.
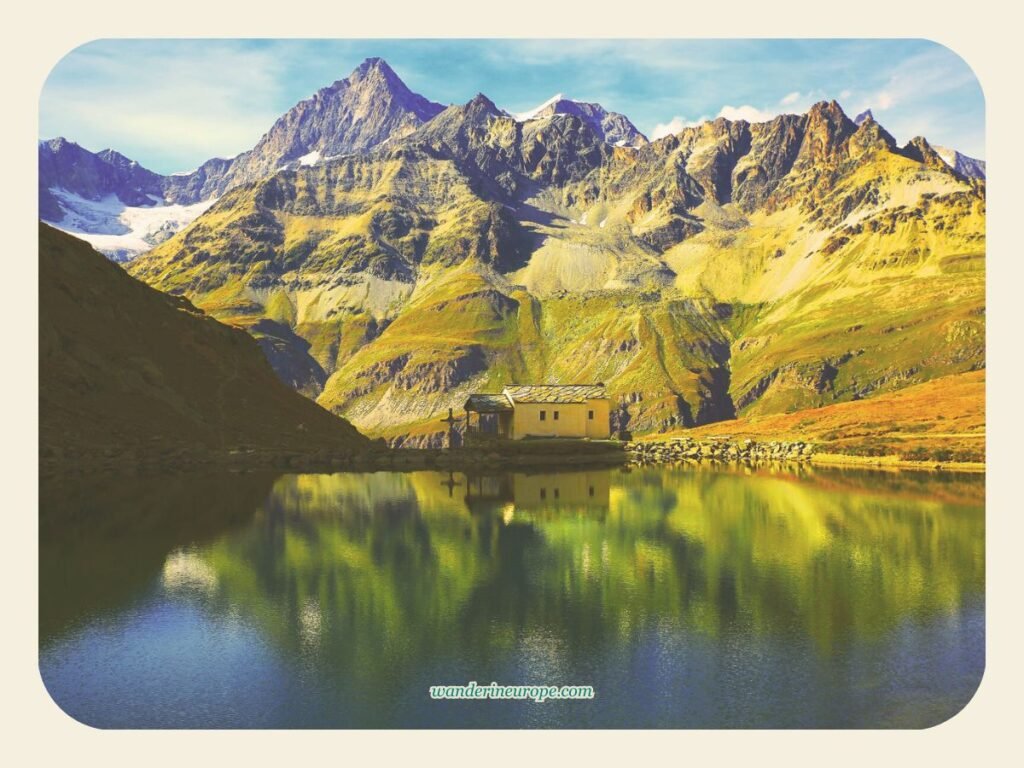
654, 96, 810, 136
716, 104, 777, 123
651, 115, 705, 139
840, 89, 852, 99
40, 41, 295, 172
875, 91, 895, 110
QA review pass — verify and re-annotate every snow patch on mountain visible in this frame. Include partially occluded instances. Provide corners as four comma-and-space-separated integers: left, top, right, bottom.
47, 188, 215, 262
932, 145, 987, 180
935, 146, 956, 167
514, 93, 565, 122
298, 150, 322, 166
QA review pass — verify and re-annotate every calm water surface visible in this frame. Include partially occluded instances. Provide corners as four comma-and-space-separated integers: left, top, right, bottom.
39, 464, 984, 728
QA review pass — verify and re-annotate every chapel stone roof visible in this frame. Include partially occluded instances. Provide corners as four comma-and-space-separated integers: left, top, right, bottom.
502, 384, 607, 404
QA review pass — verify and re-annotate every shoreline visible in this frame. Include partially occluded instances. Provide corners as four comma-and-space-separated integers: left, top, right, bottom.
628, 436, 984, 473
39, 435, 985, 477
808, 452, 986, 473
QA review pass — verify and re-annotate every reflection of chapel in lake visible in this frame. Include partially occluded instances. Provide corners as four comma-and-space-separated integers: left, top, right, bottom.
463, 470, 611, 516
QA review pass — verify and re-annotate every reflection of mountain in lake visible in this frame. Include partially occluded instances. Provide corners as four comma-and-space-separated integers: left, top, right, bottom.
40, 465, 984, 727
39, 471, 275, 641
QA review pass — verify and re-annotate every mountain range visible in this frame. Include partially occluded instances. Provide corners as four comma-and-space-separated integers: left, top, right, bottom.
39, 57, 986, 446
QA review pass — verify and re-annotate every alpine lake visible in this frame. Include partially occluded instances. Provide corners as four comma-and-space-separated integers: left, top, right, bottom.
39, 462, 984, 728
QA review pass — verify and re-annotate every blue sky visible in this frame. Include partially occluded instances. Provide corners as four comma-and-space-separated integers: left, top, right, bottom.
40, 39, 985, 175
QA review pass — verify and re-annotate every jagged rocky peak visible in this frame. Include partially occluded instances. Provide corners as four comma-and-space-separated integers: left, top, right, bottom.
351, 56, 409, 87
513, 93, 648, 148
95, 147, 142, 170
42, 136, 76, 153
411, 92, 515, 150
115, 64, 986, 444
848, 112, 898, 157
40, 136, 94, 162
214, 57, 446, 186
409, 92, 508, 147
806, 99, 857, 130
854, 108, 875, 125
902, 135, 951, 171
329, 57, 445, 123
663, 116, 747, 161
465, 92, 503, 115
795, 100, 858, 165
352, 56, 401, 83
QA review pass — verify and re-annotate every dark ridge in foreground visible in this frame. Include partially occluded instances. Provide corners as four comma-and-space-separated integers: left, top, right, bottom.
39, 223, 370, 473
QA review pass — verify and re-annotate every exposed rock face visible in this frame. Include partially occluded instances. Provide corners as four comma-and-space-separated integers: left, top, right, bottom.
902, 135, 954, 173
794, 100, 859, 168
847, 113, 897, 156
393, 346, 488, 394
248, 319, 329, 397
161, 157, 234, 203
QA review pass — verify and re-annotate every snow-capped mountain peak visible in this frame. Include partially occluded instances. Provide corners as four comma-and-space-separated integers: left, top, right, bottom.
510, 94, 648, 148
513, 93, 567, 122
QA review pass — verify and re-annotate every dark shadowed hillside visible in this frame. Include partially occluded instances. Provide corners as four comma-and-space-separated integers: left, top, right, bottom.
39, 223, 368, 468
